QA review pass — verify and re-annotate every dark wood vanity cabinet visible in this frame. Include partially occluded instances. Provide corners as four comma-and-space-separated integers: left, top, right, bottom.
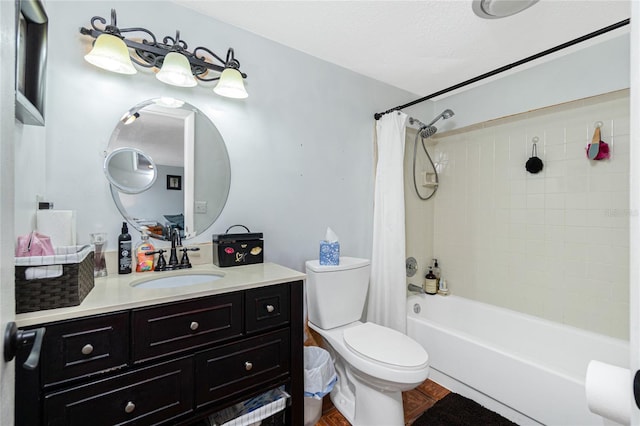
16, 281, 303, 426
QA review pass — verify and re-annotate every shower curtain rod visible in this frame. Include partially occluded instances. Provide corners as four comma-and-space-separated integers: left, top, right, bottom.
373, 18, 630, 120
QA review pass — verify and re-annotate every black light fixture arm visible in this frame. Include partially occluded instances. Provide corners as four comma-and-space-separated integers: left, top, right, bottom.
79, 9, 247, 81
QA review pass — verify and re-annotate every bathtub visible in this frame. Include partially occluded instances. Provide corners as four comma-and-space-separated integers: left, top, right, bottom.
406, 294, 629, 425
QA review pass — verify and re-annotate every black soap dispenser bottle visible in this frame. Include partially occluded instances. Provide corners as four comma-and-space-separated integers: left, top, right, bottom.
118, 222, 132, 274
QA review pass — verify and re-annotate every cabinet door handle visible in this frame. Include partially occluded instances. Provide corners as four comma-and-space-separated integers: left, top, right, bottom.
81, 344, 94, 355
125, 401, 136, 414
190, 321, 199, 331
245, 361, 253, 371
266, 304, 275, 313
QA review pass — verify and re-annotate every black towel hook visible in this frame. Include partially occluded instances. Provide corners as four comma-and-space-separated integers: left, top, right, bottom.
525, 136, 544, 174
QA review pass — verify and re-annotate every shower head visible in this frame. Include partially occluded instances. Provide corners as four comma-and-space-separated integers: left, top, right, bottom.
426, 109, 455, 127
419, 125, 438, 138
410, 108, 455, 139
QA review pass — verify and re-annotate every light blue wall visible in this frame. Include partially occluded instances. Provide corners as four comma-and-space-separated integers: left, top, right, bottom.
433, 32, 630, 129
19, 3, 625, 272
16, 1, 419, 271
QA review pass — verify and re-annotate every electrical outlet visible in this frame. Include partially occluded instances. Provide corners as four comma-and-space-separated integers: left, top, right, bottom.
195, 201, 207, 214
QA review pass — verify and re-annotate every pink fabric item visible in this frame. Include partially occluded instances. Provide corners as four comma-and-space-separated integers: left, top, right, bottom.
15, 232, 55, 257
594, 141, 610, 160
585, 141, 611, 160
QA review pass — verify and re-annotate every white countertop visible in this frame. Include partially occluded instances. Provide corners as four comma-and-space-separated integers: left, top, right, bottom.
16, 263, 306, 327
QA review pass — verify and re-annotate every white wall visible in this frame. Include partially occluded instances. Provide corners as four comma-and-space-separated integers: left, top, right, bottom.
15, 1, 418, 272
0, 1, 17, 423
432, 32, 630, 131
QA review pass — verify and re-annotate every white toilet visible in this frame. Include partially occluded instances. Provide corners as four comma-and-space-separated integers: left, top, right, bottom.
305, 257, 429, 426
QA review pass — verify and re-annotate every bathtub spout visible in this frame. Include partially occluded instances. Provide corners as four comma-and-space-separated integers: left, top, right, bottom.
408, 284, 425, 294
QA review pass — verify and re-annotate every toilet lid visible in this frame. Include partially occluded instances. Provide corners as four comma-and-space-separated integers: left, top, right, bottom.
343, 322, 428, 367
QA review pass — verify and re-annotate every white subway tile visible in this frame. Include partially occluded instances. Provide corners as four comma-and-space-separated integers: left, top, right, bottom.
418, 92, 629, 339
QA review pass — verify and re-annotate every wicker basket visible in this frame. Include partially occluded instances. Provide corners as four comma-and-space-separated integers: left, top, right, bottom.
15, 245, 95, 314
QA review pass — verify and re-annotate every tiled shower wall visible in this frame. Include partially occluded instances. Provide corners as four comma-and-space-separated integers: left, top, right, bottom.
428, 90, 629, 340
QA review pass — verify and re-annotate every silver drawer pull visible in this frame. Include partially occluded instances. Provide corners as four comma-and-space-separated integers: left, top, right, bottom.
125, 401, 136, 414
190, 321, 199, 331
266, 304, 275, 313
81, 344, 94, 355
245, 361, 253, 371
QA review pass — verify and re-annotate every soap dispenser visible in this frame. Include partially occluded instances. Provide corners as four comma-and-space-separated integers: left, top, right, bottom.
432, 259, 441, 288
135, 227, 155, 272
118, 222, 132, 274
424, 267, 438, 295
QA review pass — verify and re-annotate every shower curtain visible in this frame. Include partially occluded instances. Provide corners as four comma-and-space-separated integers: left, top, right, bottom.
367, 111, 407, 333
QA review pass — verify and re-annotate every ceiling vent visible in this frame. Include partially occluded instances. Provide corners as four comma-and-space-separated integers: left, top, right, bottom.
472, 0, 539, 19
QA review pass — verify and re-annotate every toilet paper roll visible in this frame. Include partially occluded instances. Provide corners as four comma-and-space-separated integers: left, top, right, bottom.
36, 210, 76, 248
586, 360, 630, 426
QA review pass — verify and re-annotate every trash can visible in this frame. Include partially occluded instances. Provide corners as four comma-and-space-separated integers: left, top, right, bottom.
304, 346, 337, 426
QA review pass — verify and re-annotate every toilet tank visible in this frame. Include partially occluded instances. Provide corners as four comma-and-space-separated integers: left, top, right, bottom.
305, 257, 371, 329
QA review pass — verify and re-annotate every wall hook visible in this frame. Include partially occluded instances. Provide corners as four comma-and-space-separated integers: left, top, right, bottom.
594, 121, 604, 129
525, 136, 543, 174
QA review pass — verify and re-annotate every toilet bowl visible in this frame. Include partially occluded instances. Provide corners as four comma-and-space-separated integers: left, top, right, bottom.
305, 257, 430, 426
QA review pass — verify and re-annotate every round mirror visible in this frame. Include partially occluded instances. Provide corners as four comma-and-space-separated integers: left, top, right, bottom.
105, 98, 231, 240
104, 148, 157, 194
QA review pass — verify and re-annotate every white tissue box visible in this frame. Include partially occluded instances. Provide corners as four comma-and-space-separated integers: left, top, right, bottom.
319, 241, 340, 265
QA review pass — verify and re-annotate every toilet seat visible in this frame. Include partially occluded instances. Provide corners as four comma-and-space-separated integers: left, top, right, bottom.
343, 322, 428, 368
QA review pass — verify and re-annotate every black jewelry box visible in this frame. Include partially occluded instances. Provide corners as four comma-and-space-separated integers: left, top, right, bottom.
212, 225, 264, 267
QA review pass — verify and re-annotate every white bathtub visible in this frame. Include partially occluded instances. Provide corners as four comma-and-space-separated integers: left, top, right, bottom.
406, 294, 629, 425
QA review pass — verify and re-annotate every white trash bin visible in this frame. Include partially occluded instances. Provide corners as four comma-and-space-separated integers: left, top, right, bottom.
303, 346, 337, 426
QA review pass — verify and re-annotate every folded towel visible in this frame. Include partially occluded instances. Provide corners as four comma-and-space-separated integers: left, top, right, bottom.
24, 265, 63, 280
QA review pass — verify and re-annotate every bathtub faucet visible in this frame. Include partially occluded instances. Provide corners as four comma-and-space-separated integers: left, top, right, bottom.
407, 284, 425, 294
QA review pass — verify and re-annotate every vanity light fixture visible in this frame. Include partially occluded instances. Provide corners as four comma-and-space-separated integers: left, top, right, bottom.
213, 52, 249, 99
84, 33, 137, 75
80, 9, 248, 98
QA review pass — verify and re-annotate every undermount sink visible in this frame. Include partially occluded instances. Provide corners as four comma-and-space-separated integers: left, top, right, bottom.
131, 272, 224, 289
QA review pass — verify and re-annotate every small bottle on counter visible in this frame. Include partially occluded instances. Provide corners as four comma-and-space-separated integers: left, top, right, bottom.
432, 259, 441, 288
118, 222, 132, 274
135, 227, 155, 272
424, 267, 438, 295
438, 277, 450, 296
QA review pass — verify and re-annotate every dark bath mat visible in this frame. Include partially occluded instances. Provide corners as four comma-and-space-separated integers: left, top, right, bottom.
412, 393, 518, 426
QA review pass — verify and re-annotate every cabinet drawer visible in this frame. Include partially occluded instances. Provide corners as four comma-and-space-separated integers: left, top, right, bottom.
132, 292, 243, 362
42, 312, 129, 386
245, 284, 290, 333
194, 328, 290, 408
44, 358, 193, 426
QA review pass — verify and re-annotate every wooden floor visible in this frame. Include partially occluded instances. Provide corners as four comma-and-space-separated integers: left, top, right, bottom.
315, 379, 450, 426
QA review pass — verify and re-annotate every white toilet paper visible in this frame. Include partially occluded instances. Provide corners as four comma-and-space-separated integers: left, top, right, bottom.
36, 210, 77, 248
586, 360, 630, 426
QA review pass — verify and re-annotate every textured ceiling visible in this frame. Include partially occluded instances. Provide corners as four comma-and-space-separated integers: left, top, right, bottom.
173, 0, 630, 96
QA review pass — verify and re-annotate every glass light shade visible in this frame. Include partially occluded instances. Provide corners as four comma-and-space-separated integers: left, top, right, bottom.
213, 68, 248, 99
84, 34, 137, 75
156, 52, 197, 87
